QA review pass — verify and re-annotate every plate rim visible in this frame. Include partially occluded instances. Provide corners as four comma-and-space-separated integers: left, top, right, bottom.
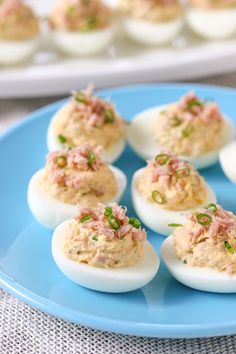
1, 82, 236, 338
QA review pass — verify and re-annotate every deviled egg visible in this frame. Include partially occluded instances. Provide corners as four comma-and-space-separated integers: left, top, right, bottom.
0, 0, 39, 65
47, 86, 125, 163
186, 0, 236, 40
28, 144, 127, 229
127, 91, 235, 169
161, 204, 236, 293
219, 141, 236, 184
119, 0, 183, 46
132, 152, 216, 236
49, 0, 115, 56
52, 203, 160, 292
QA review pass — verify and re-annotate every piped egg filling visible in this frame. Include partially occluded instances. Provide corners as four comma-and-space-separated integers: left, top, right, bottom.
0, 0, 39, 41
155, 92, 224, 157
40, 145, 117, 206
136, 152, 208, 211
64, 203, 146, 268
49, 86, 124, 152
50, 0, 113, 32
173, 204, 236, 274
119, 0, 182, 23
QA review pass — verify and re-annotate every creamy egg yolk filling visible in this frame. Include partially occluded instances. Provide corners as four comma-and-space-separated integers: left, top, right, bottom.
50, 0, 113, 32
63, 203, 146, 268
51, 86, 124, 150
189, 0, 236, 10
136, 153, 207, 211
119, 0, 182, 23
173, 204, 236, 274
0, 0, 39, 40
155, 92, 224, 157
39, 145, 117, 206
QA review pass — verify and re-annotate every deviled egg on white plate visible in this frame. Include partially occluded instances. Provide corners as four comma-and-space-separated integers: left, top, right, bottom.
52, 203, 160, 293
47, 86, 125, 164
161, 204, 236, 293
28, 144, 127, 230
119, 0, 184, 46
0, 0, 39, 65
49, 0, 116, 56
186, 0, 236, 40
126, 91, 235, 169
219, 141, 236, 184
132, 152, 216, 236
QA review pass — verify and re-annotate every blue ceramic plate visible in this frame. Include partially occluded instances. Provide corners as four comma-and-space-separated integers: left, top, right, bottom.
1, 84, 236, 339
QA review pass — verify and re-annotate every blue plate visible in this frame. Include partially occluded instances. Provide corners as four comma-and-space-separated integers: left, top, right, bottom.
1, 84, 236, 339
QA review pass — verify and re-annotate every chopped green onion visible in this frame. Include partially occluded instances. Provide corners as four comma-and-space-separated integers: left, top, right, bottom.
197, 213, 212, 226
169, 115, 182, 127
168, 223, 183, 228
92, 236, 98, 241
186, 99, 203, 110
56, 156, 67, 168
87, 151, 96, 167
80, 215, 92, 223
104, 207, 113, 217
183, 260, 187, 264
129, 217, 141, 229
175, 167, 190, 178
182, 124, 194, 138
224, 241, 235, 254
152, 190, 166, 205
83, 17, 97, 31
107, 215, 121, 230
155, 153, 170, 166
57, 134, 67, 144
104, 107, 115, 123
67, 5, 75, 14
206, 203, 217, 213
74, 91, 86, 104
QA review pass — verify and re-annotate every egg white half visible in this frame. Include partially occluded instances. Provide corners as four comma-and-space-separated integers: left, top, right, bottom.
219, 141, 236, 184
52, 25, 115, 56
126, 105, 235, 169
161, 235, 236, 293
47, 105, 126, 164
186, 7, 236, 40
52, 219, 160, 293
122, 16, 183, 46
132, 168, 217, 236
0, 38, 38, 65
27, 165, 127, 230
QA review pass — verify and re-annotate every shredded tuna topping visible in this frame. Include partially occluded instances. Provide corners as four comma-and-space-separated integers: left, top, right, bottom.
50, 0, 112, 32
173, 204, 236, 274
190, 0, 236, 10
51, 85, 124, 150
119, 0, 182, 22
0, 0, 39, 40
40, 144, 117, 206
63, 203, 146, 268
137, 152, 207, 211
155, 92, 224, 157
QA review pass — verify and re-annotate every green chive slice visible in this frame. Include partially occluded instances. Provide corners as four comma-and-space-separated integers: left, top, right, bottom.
87, 151, 96, 167
107, 215, 121, 230
175, 167, 190, 178
56, 156, 67, 168
57, 134, 67, 144
182, 124, 194, 138
80, 215, 92, 223
155, 153, 170, 166
129, 217, 141, 229
152, 190, 166, 205
104, 207, 113, 217
104, 107, 115, 123
197, 213, 212, 226
74, 92, 86, 103
92, 236, 98, 241
224, 241, 235, 254
169, 115, 182, 127
168, 223, 183, 228
186, 99, 203, 110
205, 203, 217, 213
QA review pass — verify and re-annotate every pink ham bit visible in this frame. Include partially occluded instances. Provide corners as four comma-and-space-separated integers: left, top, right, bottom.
226, 264, 235, 275
0, 0, 21, 16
